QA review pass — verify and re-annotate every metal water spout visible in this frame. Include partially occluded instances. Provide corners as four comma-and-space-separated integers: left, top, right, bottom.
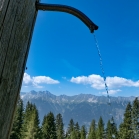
36, 3, 98, 33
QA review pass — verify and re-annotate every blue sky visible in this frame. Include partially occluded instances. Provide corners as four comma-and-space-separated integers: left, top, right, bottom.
21, 0, 139, 97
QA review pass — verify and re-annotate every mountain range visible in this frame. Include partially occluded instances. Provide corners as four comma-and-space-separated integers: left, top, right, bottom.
20, 90, 136, 129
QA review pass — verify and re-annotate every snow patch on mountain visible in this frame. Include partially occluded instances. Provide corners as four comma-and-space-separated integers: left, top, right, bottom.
87, 98, 98, 103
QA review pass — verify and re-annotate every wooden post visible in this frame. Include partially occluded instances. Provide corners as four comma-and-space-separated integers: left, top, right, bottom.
0, 0, 38, 138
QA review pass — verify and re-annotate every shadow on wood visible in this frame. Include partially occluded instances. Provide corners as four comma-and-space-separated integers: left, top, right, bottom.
0, 0, 38, 138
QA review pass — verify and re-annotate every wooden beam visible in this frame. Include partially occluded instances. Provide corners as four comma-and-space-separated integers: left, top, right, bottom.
0, 0, 38, 138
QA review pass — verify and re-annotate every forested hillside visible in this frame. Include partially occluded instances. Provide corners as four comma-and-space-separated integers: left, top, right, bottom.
10, 97, 139, 139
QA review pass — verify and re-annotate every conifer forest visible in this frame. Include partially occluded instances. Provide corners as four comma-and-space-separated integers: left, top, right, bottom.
10, 97, 139, 139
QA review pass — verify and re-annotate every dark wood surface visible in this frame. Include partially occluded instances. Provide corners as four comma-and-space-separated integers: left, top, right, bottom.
0, 0, 38, 138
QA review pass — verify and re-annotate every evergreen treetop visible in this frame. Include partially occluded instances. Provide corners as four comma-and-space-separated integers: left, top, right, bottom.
132, 97, 139, 138
87, 119, 96, 139
118, 102, 134, 139
21, 102, 41, 139
42, 112, 57, 139
56, 113, 64, 139
96, 116, 105, 139
80, 125, 86, 139
10, 98, 24, 139
106, 117, 118, 139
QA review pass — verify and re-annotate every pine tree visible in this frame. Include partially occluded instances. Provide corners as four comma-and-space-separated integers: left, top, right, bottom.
118, 123, 124, 139
87, 119, 96, 139
70, 130, 77, 139
106, 117, 118, 139
32, 104, 41, 139
106, 120, 111, 139
80, 125, 86, 139
118, 102, 134, 139
21, 102, 41, 139
132, 97, 139, 138
67, 119, 75, 138
10, 98, 24, 139
74, 122, 80, 139
41, 112, 57, 139
21, 101, 31, 138
96, 116, 105, 139
56, 113, 64, 139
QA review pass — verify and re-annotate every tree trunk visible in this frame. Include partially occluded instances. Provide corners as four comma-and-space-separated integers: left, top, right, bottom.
0, 0, 38, 138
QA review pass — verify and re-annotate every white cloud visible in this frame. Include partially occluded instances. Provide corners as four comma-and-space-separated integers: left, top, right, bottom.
33, 76, 59, 84
100, 89, 121, 95
107, 76, 139, 88
70, 74, 139, 90
23, 73, 60, 88
23, 73, 32, 84
70, 74, 104, 89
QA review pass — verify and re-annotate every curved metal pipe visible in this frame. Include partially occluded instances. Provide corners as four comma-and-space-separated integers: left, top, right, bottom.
36, 3, 98, 33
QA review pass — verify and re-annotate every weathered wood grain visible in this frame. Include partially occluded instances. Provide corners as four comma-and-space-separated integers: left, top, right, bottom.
0, 0, 38, 138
